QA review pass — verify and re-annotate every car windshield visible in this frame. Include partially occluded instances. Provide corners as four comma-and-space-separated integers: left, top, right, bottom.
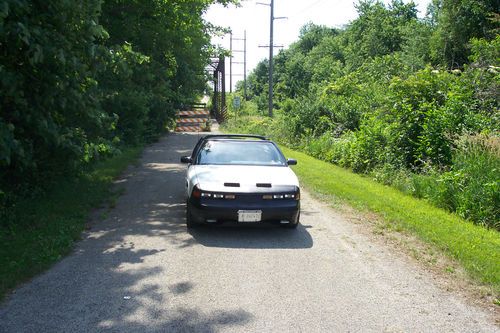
196, 140, 286, 166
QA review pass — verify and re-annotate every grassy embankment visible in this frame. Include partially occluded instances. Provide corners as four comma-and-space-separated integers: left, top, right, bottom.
0, 146, 143, 300
281, 146, 499, 295
221, 120, 499, 296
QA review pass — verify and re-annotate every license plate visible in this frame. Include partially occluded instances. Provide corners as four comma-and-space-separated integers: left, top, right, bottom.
238, 210, 262, 222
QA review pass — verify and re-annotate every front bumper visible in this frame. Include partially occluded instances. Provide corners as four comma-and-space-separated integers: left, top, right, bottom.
188, 194, 300, 225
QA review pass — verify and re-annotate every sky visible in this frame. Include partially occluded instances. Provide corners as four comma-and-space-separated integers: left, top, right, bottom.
204, 0, 432, 90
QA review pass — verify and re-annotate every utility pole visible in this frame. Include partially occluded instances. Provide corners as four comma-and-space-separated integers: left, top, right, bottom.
229, 32, 247, 98
257, 1, 286, 117
229, 32, 233, 93
244, 30, 247, 100
269, 0, 274, 117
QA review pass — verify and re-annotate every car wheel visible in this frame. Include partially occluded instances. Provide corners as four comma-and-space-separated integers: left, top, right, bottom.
186, 202, 198, 228
283, 222, 299, 229
282, 213, 300, 229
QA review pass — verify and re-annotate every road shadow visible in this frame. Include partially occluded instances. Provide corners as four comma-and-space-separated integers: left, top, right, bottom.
0, 132, 255, 332
188, 223, 313, 249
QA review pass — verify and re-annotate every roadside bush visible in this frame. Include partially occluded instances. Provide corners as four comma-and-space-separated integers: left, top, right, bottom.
450, 135, 499, 229
371, 135, 500, 230
300, 131, 336, 161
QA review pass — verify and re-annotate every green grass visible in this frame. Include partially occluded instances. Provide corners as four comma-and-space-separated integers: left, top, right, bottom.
281, 146, 500, 294
0, 146, 143, 300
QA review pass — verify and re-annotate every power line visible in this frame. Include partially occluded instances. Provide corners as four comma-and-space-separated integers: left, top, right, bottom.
281, 0, 330, 25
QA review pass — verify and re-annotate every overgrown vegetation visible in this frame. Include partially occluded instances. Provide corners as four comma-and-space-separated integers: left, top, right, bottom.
229, 0, 499, 230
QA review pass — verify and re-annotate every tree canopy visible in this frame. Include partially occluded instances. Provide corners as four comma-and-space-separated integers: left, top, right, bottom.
0, 0, 234, 200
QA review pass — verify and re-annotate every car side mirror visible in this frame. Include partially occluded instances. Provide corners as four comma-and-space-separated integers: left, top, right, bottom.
287, 158, 297, 166
180, 156, 192, 164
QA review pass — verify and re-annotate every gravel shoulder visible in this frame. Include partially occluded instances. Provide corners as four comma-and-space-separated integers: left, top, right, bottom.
0, 132, 498, 333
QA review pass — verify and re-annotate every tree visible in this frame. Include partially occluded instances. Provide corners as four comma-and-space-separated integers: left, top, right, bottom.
0, 0, 236, 199
343, 0, 418, 70
0, 0, 109, 186
99, 0, 230, 142
430, 0, 498, 68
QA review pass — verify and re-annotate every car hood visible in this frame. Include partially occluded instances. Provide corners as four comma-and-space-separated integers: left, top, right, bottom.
190, 165, 299, 193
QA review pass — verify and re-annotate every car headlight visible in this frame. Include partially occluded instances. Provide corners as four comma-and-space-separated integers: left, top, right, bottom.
263, 188, 300, 200
195, 188, 236, 200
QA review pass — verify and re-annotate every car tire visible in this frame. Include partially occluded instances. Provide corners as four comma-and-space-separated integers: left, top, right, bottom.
186, 202, 198, 228
283, 222, 299, 229
282, 213, 300, 229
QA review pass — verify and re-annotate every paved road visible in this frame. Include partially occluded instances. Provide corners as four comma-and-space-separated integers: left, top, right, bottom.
0, 133, 497, 332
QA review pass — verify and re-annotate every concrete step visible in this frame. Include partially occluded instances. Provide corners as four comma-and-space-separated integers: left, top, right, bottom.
175, 125, 204, 132
176, 118, 208, 124
177, 110, 210, 116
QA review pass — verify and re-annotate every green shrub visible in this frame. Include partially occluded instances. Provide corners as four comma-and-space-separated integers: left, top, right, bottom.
372, 135, 500, 230
451, 135, 499, 229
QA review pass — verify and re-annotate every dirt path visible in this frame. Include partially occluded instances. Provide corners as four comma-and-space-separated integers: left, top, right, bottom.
0, 132, 497, 332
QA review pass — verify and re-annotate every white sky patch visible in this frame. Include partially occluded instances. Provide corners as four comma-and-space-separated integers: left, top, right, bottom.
204, 0, 432, 90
